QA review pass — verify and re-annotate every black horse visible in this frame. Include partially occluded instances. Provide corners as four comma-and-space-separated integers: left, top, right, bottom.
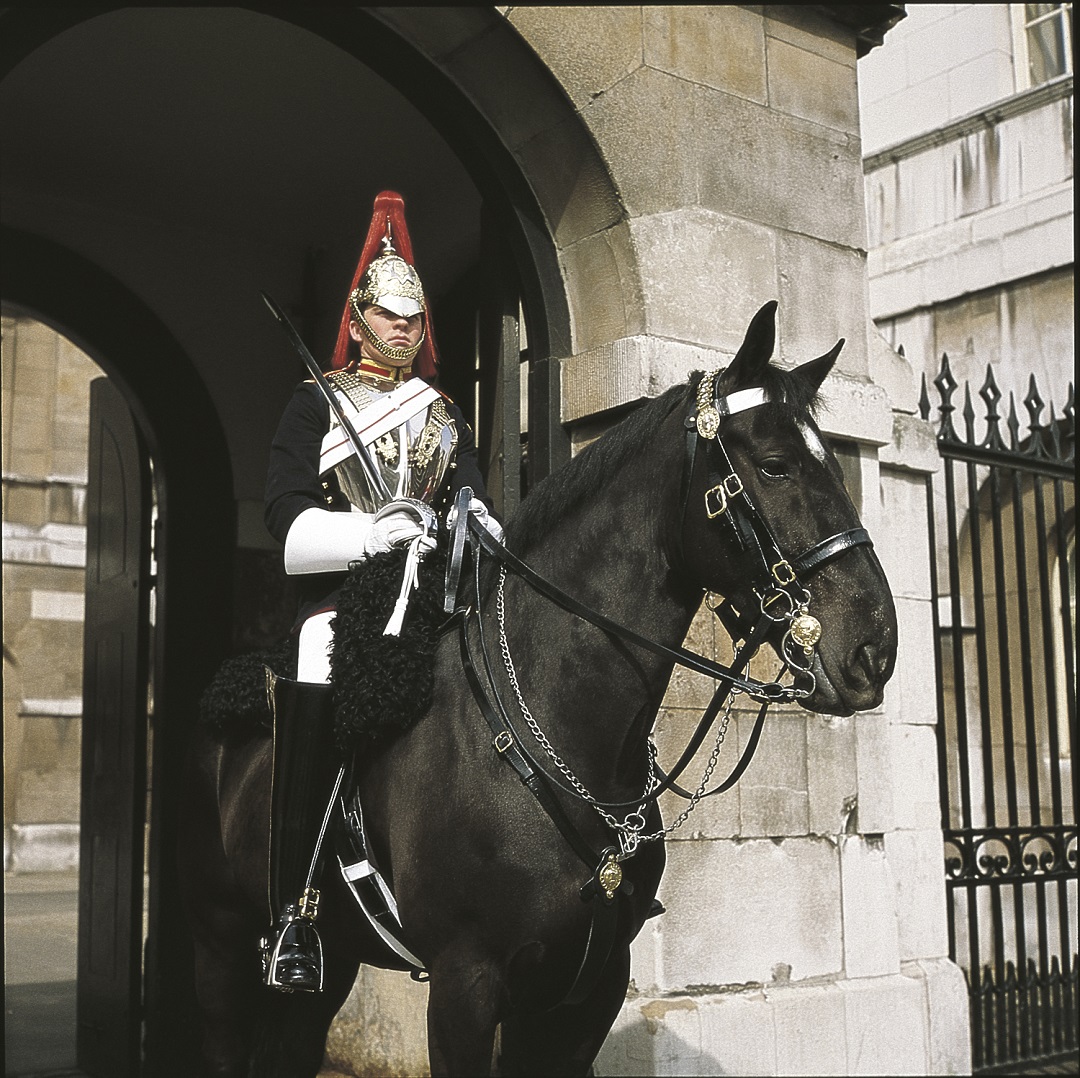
181, 302, 897, 1077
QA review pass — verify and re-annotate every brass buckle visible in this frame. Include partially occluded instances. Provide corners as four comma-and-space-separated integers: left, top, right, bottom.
494, 730, 513, 754
298, 887, 321, 921
704, 483, 728, 519
704, 474, 744, 520
771, 560, 796, 586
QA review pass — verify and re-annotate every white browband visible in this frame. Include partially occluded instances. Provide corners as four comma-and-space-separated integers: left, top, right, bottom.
718, 387, 768, 417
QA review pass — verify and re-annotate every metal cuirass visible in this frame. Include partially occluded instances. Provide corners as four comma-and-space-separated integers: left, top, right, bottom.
318, 371, 458, 514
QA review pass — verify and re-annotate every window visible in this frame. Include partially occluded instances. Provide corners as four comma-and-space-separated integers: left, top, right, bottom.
1012, 4, 1074, 88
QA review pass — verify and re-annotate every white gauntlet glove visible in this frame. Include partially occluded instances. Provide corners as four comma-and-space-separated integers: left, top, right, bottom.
447, 496, 504, 544
367, 503, 438, 557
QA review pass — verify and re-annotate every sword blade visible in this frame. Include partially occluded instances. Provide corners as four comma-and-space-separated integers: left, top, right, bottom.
260, 291, 391, 502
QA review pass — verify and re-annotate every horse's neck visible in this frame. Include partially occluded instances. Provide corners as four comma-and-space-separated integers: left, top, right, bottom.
500, 428, 700, 789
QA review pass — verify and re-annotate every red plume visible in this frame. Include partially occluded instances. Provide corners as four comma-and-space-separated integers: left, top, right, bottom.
330, 190, 438, 379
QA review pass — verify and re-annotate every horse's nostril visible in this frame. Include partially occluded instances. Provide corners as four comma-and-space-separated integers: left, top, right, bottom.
855, 641, 891, 684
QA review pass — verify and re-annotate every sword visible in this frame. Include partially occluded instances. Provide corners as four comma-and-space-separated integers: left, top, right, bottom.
260, 291, 391, 502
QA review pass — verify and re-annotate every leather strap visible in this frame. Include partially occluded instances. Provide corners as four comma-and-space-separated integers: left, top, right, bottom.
469, 520, 777, 696
792, 528, 871, 575
443, 485, 473, 613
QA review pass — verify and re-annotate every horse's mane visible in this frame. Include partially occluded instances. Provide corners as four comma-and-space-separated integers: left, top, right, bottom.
505, 361, 824, 551
506, 379, 693, 551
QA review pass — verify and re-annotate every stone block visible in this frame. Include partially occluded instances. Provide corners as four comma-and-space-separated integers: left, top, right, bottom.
325, 964, 429, 1077
815, 371, 895, 445
875, 471, 933, 599
8, 822, 79, 873
695, 87, 866, 249
737, 712, 809, 838
885, 596, 938, 729
767, 37, 859, 135
30, 588, 84, 622
854, 713, 894, 833
561, 335, 729, 423
560, 225, 643, 355
1001, 215, 1074, 283
840, 834, 901, 979
839, 972, 930, 1074
581, 66, 699, 219
511, 6, 643, 110
631, 208, 779, 354
771, 981, 848, 1075
5, 483, 47, 527
655, 837, 842, 987
515, 116, 625, 248
885, 829, 949, 962
914, 957, 972, 1075
17, 765, 81, 822
596, 989, 778, 1076
877, 418, 939, 481
807, 712, 857, 836
628, 914, 662, 994
655, 708, 742, 842
775, 233, 869, 377
643, 5, 766, 103
765, 6, 856, 68
891, 724, 942, 830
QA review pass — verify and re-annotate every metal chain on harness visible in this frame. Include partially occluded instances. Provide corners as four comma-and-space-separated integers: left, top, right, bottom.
496, 567, 738, 858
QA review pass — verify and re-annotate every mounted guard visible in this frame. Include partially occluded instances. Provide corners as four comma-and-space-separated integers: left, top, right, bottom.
260, 190, 499, 992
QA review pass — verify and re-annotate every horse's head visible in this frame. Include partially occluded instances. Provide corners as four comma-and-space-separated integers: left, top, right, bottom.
678, 301, 897, 716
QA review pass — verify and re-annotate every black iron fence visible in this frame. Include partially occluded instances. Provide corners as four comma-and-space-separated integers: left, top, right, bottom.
922, 356, 1077, 1074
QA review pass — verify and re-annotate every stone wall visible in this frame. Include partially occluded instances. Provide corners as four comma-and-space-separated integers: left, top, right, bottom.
2, 315, 99, 871
326, 6, 971, 1075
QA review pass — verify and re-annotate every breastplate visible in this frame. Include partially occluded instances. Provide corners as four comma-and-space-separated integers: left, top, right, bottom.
319, 371, 458, 514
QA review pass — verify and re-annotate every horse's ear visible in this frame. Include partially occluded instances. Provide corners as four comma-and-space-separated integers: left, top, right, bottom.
726, 300, 778, 387
797, 338, 844, 393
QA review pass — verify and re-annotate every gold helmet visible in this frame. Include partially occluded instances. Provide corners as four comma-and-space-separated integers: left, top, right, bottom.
331, 192, 438, 375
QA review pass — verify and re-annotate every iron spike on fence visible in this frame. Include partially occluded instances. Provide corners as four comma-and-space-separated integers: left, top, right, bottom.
1024, 374, 1048, 459
980, 364, 1005, 451
919, 371, 931, 422
934, 353, 959, 440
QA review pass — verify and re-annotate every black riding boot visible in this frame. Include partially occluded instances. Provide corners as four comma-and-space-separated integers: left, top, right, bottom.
261, 673, 341, 993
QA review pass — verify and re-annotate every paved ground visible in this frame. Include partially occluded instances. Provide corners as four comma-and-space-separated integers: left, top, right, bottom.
5, 870, 1077, 1077
4, 872, 81, 1078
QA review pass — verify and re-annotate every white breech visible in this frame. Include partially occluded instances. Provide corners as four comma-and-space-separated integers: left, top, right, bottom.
297, 610, 335, 685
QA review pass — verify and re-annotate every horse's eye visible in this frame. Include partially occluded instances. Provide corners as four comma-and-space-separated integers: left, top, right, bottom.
760, 458, 789, 479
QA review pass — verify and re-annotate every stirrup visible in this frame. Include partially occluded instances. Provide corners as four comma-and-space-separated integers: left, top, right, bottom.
261, 904, 324, 993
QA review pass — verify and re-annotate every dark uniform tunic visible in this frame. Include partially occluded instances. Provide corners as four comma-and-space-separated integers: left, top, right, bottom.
264, 378, 491, 626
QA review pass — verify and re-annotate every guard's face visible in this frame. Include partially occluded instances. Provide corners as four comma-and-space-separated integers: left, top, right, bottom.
350, 306, 423, 367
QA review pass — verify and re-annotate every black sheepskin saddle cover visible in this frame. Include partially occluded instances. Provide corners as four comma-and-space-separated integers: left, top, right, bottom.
328, 544, 447, 750
199, 545, 449, 751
